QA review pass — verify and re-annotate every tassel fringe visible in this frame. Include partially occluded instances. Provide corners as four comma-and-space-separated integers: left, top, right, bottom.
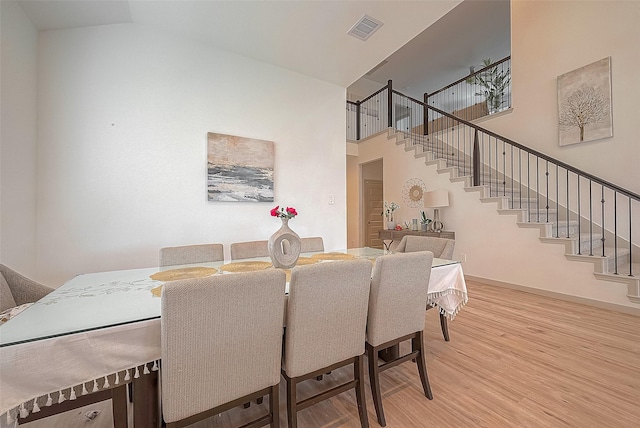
2, 361, 158, 423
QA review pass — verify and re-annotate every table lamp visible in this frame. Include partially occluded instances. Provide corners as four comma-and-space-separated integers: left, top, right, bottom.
423, 190, 449, 232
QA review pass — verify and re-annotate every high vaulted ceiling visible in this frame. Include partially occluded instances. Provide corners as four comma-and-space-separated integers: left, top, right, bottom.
17, 0, 468, 89
17, 0, 510, 99
349, 0, 511, 99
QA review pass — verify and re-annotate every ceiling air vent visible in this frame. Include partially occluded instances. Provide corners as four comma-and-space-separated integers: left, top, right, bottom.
347, 14, 383, 41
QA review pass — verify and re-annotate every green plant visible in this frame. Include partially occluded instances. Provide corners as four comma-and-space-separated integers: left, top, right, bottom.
420, 210, 432, 225
466, 58, 511, 113
381, 201, 399, 218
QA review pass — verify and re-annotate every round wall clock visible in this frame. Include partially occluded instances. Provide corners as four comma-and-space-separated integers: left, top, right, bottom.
402, 178, 426, 208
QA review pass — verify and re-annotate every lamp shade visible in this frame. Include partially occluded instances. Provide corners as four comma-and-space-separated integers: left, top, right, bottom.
423, 190, 449, 208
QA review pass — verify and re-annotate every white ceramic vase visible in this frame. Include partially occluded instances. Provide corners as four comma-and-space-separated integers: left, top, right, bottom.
268, 217, 301, 268
386, 215, 396, 230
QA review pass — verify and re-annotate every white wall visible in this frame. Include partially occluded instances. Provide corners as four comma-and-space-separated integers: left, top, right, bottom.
34, 24, 346, 286
485, 1, 640, 195
0, 1, 39, 276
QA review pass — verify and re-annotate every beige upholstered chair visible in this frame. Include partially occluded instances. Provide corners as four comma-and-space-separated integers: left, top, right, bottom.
282, 259, 372, 428
283, 237, 324, 254
230, 240, 269, 260
365, 251, 435, 427
0, 264, 53, 312
160, 269, 286, 428
0, 264, 128, 428
395, 235, 455, 259
159, 243, 224, 266
394, 235, 455, 341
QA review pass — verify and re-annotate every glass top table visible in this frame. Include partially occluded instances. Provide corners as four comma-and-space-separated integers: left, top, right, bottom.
0, 247, 459, 347
0, 248, 466, 424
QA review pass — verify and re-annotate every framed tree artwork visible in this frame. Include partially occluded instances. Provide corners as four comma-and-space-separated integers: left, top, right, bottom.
557, 57, 613, 146
207, 132, 274, 202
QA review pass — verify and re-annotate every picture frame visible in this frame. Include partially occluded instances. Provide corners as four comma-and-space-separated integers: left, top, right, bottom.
557, 57, 613, 146
207, 132, 274, 202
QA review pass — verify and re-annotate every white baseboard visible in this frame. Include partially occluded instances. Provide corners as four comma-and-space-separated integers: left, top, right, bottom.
465, 275, 640, 317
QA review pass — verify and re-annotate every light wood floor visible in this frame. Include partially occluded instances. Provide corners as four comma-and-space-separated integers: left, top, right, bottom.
23, 280, 640, 427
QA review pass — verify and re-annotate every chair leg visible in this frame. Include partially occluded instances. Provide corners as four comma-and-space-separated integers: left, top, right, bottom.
366, 343, 386, 427
354, 354, 370, 428
439, 313, 450, 342
412, 331, 433, 400
270, 384, 279, 428
111, 385, 128, 428
286, 376, 297, 428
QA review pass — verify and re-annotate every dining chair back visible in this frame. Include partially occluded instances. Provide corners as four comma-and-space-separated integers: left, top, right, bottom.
394, 236, 455, 341
395, 235, 455, 259
366, 251, 434, 427
283, 237, 324, 254
159, 243, 224, 267
0, 264, 53, 312
230, 240, 270, 260
161, 269, 286, 427
282, 258, 372, 428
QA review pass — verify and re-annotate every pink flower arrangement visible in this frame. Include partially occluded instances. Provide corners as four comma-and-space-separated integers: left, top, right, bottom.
270, 205, 298, 219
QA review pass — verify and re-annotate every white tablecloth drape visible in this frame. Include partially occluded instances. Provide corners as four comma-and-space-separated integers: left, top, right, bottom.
427, 263, 468, 319
0, 319, 161, 425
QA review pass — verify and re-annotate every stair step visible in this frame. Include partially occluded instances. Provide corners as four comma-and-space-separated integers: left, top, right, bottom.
502, 197, 540, 209
601, 247, 631, 271
577, 233, 604, 253
525, 209, 558, 222
551, 220, 581, 236
534, 228, 605, 254
604, 262, 640, 277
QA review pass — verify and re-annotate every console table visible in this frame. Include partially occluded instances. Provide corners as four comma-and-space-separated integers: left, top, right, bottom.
378, 229, 455, 250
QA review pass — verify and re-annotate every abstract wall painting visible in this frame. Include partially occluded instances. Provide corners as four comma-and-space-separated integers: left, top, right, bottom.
557, 57, 613, 146
207, 132, 274, 202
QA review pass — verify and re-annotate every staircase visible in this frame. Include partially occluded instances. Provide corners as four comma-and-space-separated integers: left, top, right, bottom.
348, 79, 640, 304
385, 127, 640, 303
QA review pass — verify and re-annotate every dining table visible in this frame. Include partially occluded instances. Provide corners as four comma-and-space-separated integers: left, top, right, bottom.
0, 247, 467, 427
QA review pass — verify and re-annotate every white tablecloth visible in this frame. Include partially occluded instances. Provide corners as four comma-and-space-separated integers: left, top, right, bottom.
427, 263, 468, 319
0, 261, 467, 424
0, 320, 161, 425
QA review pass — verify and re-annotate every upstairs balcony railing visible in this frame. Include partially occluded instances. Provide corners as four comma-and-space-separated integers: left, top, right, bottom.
347, 78, 639, 278
425, 56, 511, 130
347, 57, 511, 141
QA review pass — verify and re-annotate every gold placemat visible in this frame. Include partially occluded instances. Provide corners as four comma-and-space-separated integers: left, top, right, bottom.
151, 286, 163, 297
150, 267, 218, 282
219, 261, 272, 273
295, 257, 318, 266
310, 252, 356, 261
